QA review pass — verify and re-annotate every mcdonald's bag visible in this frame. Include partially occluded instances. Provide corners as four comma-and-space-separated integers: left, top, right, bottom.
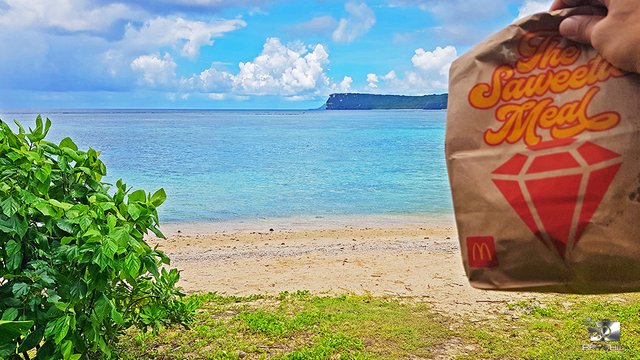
445, 8, 640, 293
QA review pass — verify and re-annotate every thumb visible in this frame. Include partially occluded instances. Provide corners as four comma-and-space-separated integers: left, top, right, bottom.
559, 15, 604, 44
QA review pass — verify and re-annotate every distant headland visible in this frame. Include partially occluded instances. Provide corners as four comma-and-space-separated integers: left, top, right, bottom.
324, 93, 448, 110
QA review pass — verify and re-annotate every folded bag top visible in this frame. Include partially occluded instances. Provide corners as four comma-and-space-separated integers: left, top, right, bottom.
445, 7, 640, 294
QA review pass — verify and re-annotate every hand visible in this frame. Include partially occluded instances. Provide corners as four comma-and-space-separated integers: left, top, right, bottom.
550, 0, 640, 73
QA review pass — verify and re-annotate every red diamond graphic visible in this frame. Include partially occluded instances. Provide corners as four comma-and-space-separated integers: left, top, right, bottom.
491, 141, 621, 258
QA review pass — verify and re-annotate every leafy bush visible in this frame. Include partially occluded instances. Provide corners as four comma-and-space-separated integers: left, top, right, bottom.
0, 117, 195, 359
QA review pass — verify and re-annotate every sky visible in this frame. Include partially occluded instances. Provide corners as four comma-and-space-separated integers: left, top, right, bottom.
0, 0, 553, 109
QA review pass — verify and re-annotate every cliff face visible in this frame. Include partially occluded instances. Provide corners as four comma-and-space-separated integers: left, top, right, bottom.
324, 93, 448, 110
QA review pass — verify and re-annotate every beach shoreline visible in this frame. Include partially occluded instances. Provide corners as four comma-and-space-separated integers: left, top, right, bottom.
156, 212, 457, 235
150, 213, 549, 316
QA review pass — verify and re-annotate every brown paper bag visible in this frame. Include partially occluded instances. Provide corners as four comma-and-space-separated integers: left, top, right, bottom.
445, 8, 640, 293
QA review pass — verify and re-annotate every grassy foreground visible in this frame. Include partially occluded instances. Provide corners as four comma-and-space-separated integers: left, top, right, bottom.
116, 291, 640, 359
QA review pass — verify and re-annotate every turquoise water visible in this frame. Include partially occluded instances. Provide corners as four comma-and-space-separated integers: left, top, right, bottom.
1, 110, 452, 223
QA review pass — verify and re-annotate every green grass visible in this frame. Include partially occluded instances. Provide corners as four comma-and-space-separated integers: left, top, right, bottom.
116, 291, 640, 359
116, 290, 451, 359
458, 294, 640, 359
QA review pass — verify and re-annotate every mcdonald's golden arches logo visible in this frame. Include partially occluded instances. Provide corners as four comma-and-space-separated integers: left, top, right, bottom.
467, 236, 498, 268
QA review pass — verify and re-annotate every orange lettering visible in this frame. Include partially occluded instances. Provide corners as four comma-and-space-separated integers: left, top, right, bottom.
468, 66, 513, 109
516, 33, 581, 73
484, 88, 620, 146
471, 32, 625, 147
469, 54, 624, 109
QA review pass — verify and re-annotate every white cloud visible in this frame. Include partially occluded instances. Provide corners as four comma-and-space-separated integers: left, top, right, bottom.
130, 53, 177, 86
365, 45, 457, 95
285, 95, 311, 102
233, 38, 330, 96
382, 70, 396, 81
183, 39, 452, 99
181, 37, 344, 97
0, 0, 142, 32
0, 1, 249, 94
337, 76, 353, 92
207, 93, 250, 101
516, 0, 553, 19
121, 16, 246, 59
411, 46, 457, 76
332, 1, 376, 43
181, 65, 235, 92
366, 73, 379, 88
197, 68, 235, 91
208, 93, 228, 100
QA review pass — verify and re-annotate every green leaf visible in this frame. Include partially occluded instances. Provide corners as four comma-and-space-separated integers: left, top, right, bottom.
55, 318, 71, 345
5, 240, 22, 271
60, 236, 74, 245
61, 148, 82, 162
109, 226, 129, 246
7, 251, 22, 271
44, 316, 71, 345
0, 342, 17, 359
107, 214, 117, 230
149, 225, 165, 239
0, 196, 19, 217
98, 201, 115, 212
125, 253, 141, 278
34, 201, 58, 217
49, 199, 73, 211
83, 228, 102, 242
150, 188, 166, 207
93, 251, 110, 270
1, 308, 18, 321
56, 219, 75, 234
34, 167, 50, 183
59, 137, 78, 151
128, 189, 146, 204
43, 117, 52, 137
12, 282, 29, 298
94, 295, 111, 321
143, 256, 160, 277
6, 239, 20, 256
35, 178, 51, 195
76, 167, 91, 175
69, 281, 87, 300
111, 307, 125, 326
97, 337, 111, 358
102, 239, 118, 258
61, 340, 73, 359
78, 215, 92, 231
18, 326, 44, 353
0, 320, 34, 339
128, 203, 142, 220
31, 114, 43, 138
0, 216, 28, 238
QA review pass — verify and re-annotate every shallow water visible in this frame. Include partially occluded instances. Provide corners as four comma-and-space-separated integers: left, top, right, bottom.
1, 109, 452, 223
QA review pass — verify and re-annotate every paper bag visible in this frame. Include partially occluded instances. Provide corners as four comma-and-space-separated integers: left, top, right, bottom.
445, 8, 640, 293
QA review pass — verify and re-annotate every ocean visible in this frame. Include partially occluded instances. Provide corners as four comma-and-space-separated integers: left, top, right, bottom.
0, 109, 452, 223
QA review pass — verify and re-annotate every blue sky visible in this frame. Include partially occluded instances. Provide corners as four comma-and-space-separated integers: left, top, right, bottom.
0, 0, 552, 109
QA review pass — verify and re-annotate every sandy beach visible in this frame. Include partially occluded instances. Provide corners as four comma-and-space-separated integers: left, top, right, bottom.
150, 214, 550, 317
